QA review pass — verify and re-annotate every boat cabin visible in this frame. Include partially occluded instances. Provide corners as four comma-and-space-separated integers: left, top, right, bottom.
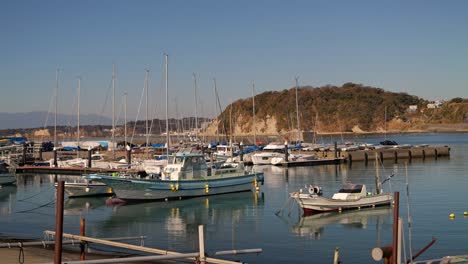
332, 184, 367, 200
163, 152, 208, 181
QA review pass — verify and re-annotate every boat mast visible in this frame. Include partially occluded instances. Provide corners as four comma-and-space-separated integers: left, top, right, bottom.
213, 78, 220, 142
124, 92, 127, 149
54, 68, 59, 148
112, 63, 116, 160
77, 77, 80, 158
145, 69, 149, 159
384, 105, 387, 140
229, 102, 233, 158
165, 54, 169, 156
193, 73, 199, 141
252, 81, 256, 145
295, 77, 301, 142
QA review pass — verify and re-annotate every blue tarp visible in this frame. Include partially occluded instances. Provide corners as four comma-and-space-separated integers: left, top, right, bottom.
151, 143, 166, 148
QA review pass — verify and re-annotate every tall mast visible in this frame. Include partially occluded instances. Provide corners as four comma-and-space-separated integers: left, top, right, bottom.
295, 76, 301, 142
77, 77, 81, 157
213, 78, 220, 142
124, 92, 127, 149
145, 69, 149, 159
165, 54, 169, 155
384, 105, 387, 140
54, 69, 59, 148
252, 81, 256, 145
112, 63, 116, 159
193, 73, 199, 139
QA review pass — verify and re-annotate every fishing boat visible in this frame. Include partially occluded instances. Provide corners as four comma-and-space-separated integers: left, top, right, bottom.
87, 150, 263, 202
0, 162, 15, 186
291, 183, 393, 214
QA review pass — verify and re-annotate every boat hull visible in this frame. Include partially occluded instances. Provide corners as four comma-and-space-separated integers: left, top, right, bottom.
89, 173, 263, 201
63, 183, 114, 198
0, 174, 16, 185
291, 193, 393, 214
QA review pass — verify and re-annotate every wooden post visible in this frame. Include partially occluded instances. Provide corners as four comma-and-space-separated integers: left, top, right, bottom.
379, 152, 384, 163
392, 192, 399, 264
334, 141, 338, 158
408, 150, 412, 162
348, 153, 352, 165
333, 247, 340, 264
284, 141, 288, 162
198, 225, 206, 264
80, 218, 86, 260
54, 181, 65, 264
239, 142, 244, 162
126, 146, 132, 166
87, 148, 92, 168
22, 144, 27, 165
394, 151, 398, 164
53, 148, 58, 167
434, 148, 438, 160
422, 149, 425, 160
364, 152, 368, 165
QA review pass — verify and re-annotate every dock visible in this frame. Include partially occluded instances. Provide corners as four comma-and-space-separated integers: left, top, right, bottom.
340, 145, 450, 163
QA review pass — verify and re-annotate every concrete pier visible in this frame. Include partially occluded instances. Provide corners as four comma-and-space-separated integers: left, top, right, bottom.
315, 145, 450, 163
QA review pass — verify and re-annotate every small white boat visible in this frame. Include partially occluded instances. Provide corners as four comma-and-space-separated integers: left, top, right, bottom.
56, 179, 114, 198
291, 184, 393, 214
251, 143, 286, 165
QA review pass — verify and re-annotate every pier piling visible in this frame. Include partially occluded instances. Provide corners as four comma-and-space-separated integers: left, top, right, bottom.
80, 218, 86, 260
54, 181, 65, 264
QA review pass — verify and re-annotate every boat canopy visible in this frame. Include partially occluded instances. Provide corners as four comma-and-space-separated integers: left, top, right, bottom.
338, 184, 363, 193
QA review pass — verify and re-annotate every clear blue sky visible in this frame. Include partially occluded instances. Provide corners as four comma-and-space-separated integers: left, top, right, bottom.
1, 0, 467, 120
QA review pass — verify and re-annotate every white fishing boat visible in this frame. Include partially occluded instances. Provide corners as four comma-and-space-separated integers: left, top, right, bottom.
87, 150, 263, 202
291, 183, 393, 214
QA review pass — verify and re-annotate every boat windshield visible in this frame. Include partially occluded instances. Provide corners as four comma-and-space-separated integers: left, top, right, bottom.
338, 184, 363, 193
168, 156, 184, 165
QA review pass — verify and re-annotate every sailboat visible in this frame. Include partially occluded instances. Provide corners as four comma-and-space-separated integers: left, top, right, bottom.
88, 54, 264, 202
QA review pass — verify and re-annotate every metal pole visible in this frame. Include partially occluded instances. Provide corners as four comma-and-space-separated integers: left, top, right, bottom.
54, 181, 65, 264
199, 225, 206, 264
45, 231, 241, 264
80, 218, 86, 261
392, 192, 400, 264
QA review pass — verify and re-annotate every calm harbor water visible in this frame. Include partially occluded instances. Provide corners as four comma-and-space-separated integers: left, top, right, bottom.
1, 133, 468, 263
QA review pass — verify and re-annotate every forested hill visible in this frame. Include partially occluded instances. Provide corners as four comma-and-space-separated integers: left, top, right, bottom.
215, 83, 468, 134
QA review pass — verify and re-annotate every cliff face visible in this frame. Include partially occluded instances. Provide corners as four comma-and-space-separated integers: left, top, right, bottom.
210, 83, 468, 136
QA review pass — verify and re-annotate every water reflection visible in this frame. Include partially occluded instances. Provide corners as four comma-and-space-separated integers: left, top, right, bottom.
0, 185, 17, 215
292, 207, 392, 240
63, 197, 108, 215
80, 191, 265, 249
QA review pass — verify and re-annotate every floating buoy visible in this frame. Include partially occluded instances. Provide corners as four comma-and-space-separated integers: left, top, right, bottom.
464, 212, 468, 216
449, 213, 455, 219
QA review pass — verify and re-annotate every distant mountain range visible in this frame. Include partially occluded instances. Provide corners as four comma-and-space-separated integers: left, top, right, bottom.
0, 112, 112, 129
